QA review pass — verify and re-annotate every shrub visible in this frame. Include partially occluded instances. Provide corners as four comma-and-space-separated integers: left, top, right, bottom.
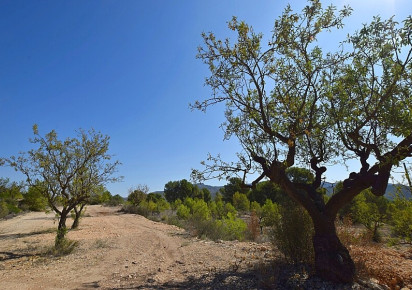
47, 237, 79, 256
224, 202, 238, 216
22, 186, 48, 211
389, 195, 412, 243
177, 204, 190, 220
191, 199, 211, 221
127, 189, 146, 206
351, 189, 388, 242
261, 199, 280, 228
0, 201, 9, 218
216, 212, 247, 241
270, 204, 314, 264
232, 192, 250, 212
250, 201, 262, 215
189, 212, 247, 241
106, 194, 125, 206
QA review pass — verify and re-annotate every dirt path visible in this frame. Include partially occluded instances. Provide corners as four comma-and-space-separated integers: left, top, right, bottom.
0, 206, 272, 289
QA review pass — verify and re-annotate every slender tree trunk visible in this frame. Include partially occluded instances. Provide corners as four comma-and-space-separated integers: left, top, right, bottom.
312, 216, 355, 283
56, 211, 68, 248
71, 203, 85, 229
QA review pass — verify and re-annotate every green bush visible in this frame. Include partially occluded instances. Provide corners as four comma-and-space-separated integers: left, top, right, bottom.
106, 194, 125, 206
6, 203, 21, 214
351, 189, 388, 242
177, 204, 190, 220
270, 204, 314, 264
127, 189, 146, 206
0, 201, 9, 218
22, 186, 48, 211
261, 199, 280, 228
224, 202, 238, 216
232, 192, 250, 212
191, 199, 211, 221
218, 212, 247, 241
189, 212, 247, 241
389, 195, 412, 243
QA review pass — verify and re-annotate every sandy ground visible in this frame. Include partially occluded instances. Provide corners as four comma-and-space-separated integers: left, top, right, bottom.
0, 206, 272, 289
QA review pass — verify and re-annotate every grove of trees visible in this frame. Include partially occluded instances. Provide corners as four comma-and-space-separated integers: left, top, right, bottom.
191, 0, 412, 283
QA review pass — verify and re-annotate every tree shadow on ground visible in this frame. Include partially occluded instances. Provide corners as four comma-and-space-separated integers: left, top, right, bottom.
0, 251, 38, 262
0, 228, 55, 240
107, 259, 360, 290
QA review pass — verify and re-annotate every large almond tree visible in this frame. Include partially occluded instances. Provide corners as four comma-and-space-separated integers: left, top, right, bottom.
192, 0, 412, 283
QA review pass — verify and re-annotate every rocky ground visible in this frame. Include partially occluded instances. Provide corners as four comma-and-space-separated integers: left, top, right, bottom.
0, 205, 411, 289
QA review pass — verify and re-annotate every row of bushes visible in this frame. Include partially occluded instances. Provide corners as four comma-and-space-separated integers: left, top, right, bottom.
122, 189, 315, 263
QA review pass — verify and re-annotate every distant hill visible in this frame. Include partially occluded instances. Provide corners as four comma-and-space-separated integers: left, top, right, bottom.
322, 182, 411, 200
195, 183, 222, 198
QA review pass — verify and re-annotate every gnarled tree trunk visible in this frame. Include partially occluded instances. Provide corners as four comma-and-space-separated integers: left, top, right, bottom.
312, 216, 355, 283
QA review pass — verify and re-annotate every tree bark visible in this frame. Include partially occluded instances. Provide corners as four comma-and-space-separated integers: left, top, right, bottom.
55, 211, 68, 248
71, 203, 85, 229
312, 216, 355, 283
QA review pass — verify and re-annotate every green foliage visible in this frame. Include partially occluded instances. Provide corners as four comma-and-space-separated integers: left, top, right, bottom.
127, 185, 149, 206
351, 189, 388, 242
4, 127, 121, 246
128, 190, 146, 206
22, 184, 48, 211
388, 193, 412, 243
193, 1, 412, 282
250, 201, 262, 215
164, 179, 208, 202
214, 212, 247, 241
177, 204, 190, 220
219, 177, 249, 203
224, 202, 237, 216
0, 201, 9, 218
270, 204, 314, 264
0, 178, 24, 215
88, 185, 112, 205
232, 191, 250, 212
171, 198, 182, 211
249, 181, 283, 205
190, 199, 211, 221
48, 237, 79, 256
200, 188, 211, 202
286, 167, 314, 184
261, 199, 280, 227
106, 194, 125, 206
124, 195, 170, 217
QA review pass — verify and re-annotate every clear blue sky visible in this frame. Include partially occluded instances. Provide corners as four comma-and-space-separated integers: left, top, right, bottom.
0, 0, 411, 196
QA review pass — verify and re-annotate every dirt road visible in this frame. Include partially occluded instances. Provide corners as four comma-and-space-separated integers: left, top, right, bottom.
0, 206, 271, 289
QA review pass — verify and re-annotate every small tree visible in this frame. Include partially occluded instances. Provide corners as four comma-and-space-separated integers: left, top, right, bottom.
351, 189, 388, 242
164, 179, 195, 202
128, 185, 149, 206
23, 182, 48, 211
3, 126, 121, 247
219, 177, 249, 203
232, 191, 250, 212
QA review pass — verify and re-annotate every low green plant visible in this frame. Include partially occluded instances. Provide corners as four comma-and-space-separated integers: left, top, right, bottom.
389, 198, 412, 243
0, 201, 9, 218
47, 238, 79, 256
270, 204, 314, 264
177, 204, 190, 219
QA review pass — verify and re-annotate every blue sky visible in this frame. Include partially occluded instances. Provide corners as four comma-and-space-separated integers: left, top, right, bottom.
0, 0, 411, 196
